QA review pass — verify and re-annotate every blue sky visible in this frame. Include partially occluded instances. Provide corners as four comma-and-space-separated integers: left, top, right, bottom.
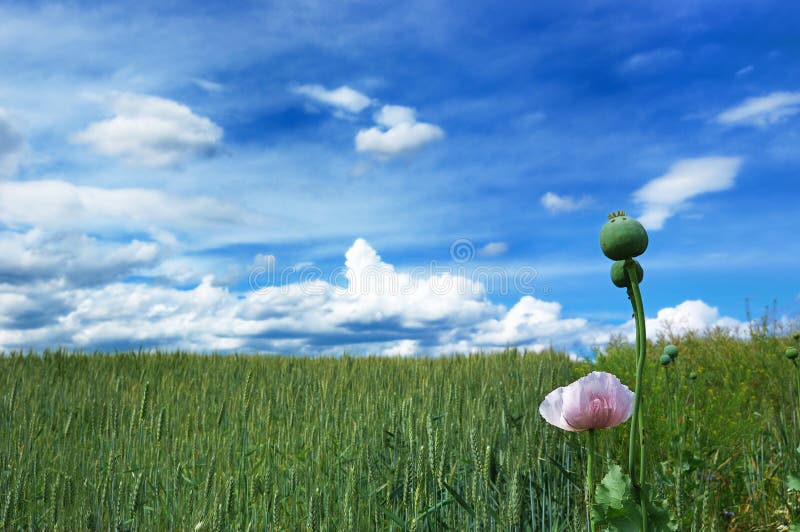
0, 0, 798, 355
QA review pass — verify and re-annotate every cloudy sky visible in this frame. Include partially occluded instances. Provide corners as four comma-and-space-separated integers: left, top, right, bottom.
1, 0, 798, 355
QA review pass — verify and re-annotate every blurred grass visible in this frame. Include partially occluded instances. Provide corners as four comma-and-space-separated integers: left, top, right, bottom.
1, 326, 800, 530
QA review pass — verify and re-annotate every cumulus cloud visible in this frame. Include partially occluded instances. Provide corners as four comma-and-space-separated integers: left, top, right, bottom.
644, 300, 743, 337
0, 238, 579, 354
374, 104, 417, 127
72, 92, 223, 167
293, 84, 372, 113
0, 238, 750, 355
0, 108, 24, 178
541, 192, 591, 214
582, 300, 745, 347
633, 157, 742, 230
0, 279, 75, 331
0, 229, 161, 287
472, 296, 587, 349
716, 91, 800, 126
478, 242, 508, 257
356, 105, 443, 157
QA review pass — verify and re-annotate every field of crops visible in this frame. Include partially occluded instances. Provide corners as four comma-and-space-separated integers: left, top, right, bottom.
2, 327, 800, 530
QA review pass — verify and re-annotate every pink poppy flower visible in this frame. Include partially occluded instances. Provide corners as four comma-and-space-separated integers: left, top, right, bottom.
539, 371, 634, 432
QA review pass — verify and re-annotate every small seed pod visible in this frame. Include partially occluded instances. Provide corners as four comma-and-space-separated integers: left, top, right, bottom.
659, 354, 672, 366
786, 347, 799, 360
688, 372, 698, 380
793, 332, 800, 341
610, 260, 644, 288
600, 211, 649, 261
663, 344, 679, 360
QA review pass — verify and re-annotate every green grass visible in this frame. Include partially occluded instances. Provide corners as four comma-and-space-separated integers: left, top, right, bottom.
1, 328, 800, 530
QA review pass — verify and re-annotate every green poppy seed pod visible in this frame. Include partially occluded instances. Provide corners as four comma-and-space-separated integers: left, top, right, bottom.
793, 332, 800, 341
600, 211, 649, 261
663, 344, 679, 360
610, 259, 644, 288
689, 372, 698, 380
659, 354, 672, 366
786, 347, 799, 360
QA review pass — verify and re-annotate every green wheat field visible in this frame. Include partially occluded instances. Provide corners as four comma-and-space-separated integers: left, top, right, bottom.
2, 325, 800, 530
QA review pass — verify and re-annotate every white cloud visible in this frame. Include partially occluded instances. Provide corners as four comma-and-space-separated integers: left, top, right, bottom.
293, 84, 372, 113
0, 238, 581, 354
0, 228, 161, 286
540, 192, 591, 214
0, 237, 751, 356
374, 104, 416, 127
620, 48, 681, 72
356, 105, 444, 157
644, 300, 743, 337
471, 296, 587, 348
478, 242, 508, 257
192, 78, 224, 93
735, 65, 754, 77
356, 123, 444, 156
0, 108, 24, 178
716, 91, 800, 126
0, 179, 250, 237
72, 92, 223, 167
581, 300, 745, 347
251, 253, 276, 269
633, 157, 742, 230
380, 339, 419, 357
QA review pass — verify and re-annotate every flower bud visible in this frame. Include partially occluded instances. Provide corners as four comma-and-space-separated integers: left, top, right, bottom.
786, 347, 799, 360
659, 354, 672, 366
688, 372, 698, 380
663, 344, 679, 360
610, 259, 644, 288
793, 332, 800, 341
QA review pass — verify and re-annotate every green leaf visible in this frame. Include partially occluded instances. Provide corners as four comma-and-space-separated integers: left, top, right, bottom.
592, 466, 678, 532
646, 497, 679, 532
594, 465, 632, 509
788, 473, 800, 491
378, 506, 406, 527
441, 480, 475, 519
592, 465, 642, 531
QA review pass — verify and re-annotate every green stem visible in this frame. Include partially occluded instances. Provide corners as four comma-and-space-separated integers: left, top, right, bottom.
795, 361, 800, 427
691, 382, 698, 447
664, 366, 671, 428
691, 382, 697, 445
626, 260, 648, 532
670, 368, 686, 523
626, 286, 638, 482
587, 429, 596, 532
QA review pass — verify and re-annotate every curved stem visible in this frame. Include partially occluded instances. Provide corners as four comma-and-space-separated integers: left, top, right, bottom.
626, 260, 648, 532
587, 429, 596, 532
626, 286, 638, 481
